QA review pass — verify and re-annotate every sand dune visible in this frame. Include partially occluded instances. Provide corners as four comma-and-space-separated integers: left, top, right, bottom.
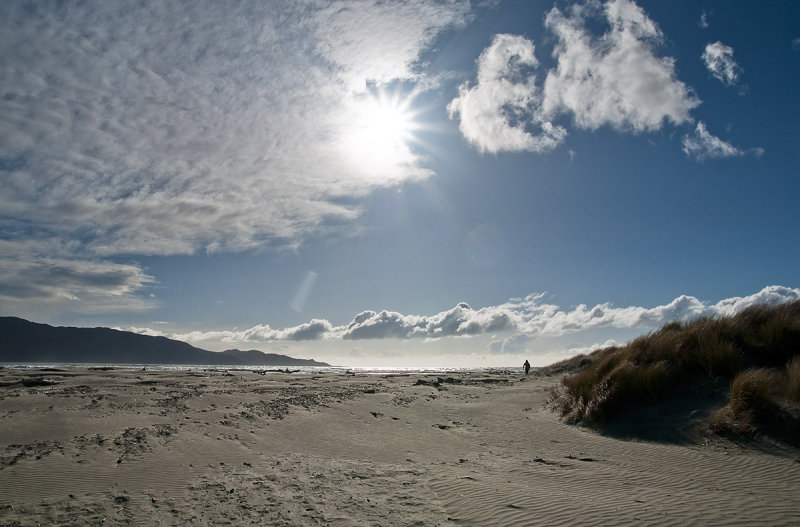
1, 368, 799, 525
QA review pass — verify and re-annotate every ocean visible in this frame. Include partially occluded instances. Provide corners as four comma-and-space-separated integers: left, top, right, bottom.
1, 362, 521, 376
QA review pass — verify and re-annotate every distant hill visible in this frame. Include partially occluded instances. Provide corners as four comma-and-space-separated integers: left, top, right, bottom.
0, 317, 330, 367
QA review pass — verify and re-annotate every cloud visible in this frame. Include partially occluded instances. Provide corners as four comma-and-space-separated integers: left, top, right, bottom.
792, 37, 800, 50
121, 327, 167, 338
341, 309, 426, 339
341, 301, 519, 340
313, 0, 472, 92
0, 0, 471, 262
159, 285, 800, 344
173, 319, 337, 344
682, 121, 743, 161
564, 339, 620, 356
447, 34, 567, 154
702, 41, 742, 87
0, 239, 156, 315
699, 10, 710, 28
542, 0, 699, 132
711, 285, 800, 316
448, 0, 699, 153
488, 334, 535, 355
281, 319, 336, 341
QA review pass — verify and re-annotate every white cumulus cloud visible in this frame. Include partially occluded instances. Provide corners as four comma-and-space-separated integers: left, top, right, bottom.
447, 34, 567, 154
542, 0, 699, 132
711, 285, 800, 316
702, 41, 742, 87
158, 285, 800, 344
448, 0, 700, 154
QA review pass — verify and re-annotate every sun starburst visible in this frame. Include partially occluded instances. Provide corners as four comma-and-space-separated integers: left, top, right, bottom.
339, 89, 424, 179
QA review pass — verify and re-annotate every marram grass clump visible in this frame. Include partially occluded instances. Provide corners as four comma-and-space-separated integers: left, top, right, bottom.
709, 363, 800, 437
710, 368, 782, 430
786, 356, 800, 402
549, 300, 800, 441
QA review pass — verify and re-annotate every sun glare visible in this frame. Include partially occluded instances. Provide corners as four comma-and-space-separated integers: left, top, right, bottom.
340, 91, 421, 177
360, 98, 412, 147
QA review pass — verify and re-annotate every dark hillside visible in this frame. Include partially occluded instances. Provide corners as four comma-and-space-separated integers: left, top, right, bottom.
0, 317, 329, 367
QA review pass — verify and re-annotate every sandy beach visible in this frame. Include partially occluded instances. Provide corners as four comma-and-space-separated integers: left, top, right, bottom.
1, 367, 799, 526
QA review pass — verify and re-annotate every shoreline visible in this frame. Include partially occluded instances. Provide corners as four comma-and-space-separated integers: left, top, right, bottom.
1, 363, 523, 375
2, 367, 799, 525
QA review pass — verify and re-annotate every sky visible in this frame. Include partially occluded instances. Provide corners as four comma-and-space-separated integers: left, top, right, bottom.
1, 0, 799, 367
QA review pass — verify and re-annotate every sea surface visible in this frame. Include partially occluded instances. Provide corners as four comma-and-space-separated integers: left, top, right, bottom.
1, 363, 520, 376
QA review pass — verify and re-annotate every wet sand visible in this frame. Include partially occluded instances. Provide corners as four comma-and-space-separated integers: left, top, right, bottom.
1, 367, 799, 525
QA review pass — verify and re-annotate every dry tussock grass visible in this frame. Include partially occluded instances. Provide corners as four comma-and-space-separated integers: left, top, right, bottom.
550, 300, 800, 440
710, 366, 800, 437
728, 368, 783, 421
786, 357, 800, 402
537, 346, 617, 377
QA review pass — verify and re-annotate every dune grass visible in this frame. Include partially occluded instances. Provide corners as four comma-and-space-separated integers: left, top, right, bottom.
786, 356, 800, 402
549, 300, 800, 441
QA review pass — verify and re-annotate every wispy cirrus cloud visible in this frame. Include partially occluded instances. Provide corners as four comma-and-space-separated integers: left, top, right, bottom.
314, 0, 472, 92
0, 0, 472, 310
702, 41, 743, 87
682, 121, 743, 161
138, 285, 800, 344
699, 10, 710, 29
0, 1, 470, 257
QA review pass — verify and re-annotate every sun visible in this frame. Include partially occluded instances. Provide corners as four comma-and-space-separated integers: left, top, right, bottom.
339, 90, 421, 178
358, 97, 413, 148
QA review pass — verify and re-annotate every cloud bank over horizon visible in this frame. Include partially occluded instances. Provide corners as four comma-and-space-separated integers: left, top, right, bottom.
132, 286, 800, 353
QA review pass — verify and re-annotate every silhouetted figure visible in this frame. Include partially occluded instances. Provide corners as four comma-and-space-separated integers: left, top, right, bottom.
523, 360, 530, 375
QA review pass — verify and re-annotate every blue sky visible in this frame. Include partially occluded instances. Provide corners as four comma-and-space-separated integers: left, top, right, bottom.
2, 0, 799, 367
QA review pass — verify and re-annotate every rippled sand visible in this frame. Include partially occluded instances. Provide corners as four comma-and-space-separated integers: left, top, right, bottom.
1, 368, 799, 525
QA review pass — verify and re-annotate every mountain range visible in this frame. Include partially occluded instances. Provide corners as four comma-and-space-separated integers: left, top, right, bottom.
0, 317, 330, 367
